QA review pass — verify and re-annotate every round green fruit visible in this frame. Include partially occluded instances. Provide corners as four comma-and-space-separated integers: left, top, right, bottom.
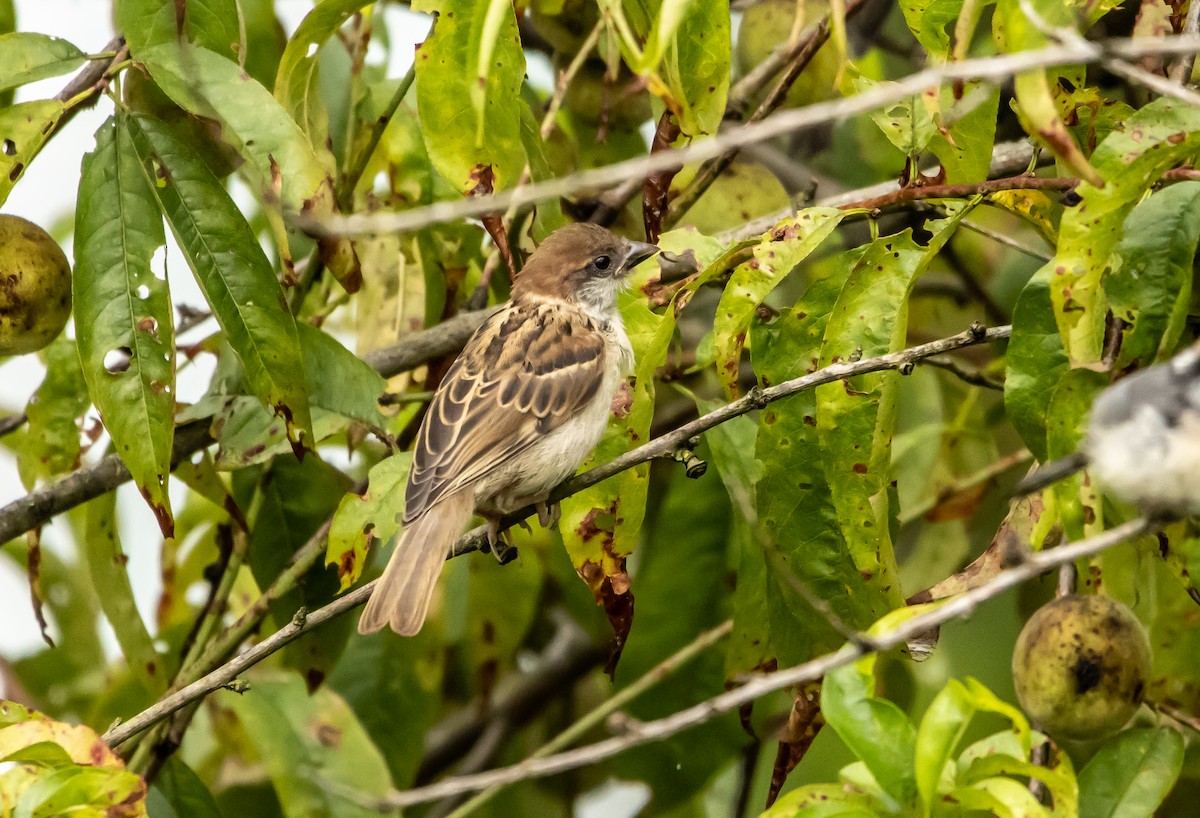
1012, 594, 1150, 741
736, 0, 840, 107
0, 214, 72, 356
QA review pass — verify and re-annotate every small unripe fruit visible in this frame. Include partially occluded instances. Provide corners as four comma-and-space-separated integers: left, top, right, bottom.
0, 214, 72, 355
1012, 594, 1150, 741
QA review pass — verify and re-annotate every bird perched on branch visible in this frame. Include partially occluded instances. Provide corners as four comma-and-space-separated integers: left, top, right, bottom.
359, 223, 659, 635
1015, 342, 1200, 517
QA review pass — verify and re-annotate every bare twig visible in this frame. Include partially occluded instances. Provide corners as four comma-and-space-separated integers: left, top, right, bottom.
301, 36, 1200, 238
1105, 58, 1200, 106
100, 324, 1009, 748
1170, 0, 1200, 84
373, 518, 1153, 807
0, 413, 28, 438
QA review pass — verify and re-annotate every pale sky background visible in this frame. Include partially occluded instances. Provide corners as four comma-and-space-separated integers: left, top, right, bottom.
0, 3, 644, 814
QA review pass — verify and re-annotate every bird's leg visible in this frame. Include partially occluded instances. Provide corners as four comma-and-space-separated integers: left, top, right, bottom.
536, 500, 561, 529
482, 514, 519, 565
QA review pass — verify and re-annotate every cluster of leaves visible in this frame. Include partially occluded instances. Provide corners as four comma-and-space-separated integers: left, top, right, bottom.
0, 0, 1199, 816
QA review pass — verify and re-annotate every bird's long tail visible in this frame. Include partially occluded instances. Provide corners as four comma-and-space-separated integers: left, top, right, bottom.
357, 489, 474, 636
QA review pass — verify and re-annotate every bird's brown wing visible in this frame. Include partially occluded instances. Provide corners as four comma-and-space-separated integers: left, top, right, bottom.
403, 300, 607, 522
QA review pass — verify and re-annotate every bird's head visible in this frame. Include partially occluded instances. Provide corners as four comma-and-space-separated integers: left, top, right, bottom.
513, 223, 658, 317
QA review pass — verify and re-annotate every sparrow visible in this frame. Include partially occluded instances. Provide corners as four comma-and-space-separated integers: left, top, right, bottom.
1014, 341, 1200, 517
358, 223, 659, 635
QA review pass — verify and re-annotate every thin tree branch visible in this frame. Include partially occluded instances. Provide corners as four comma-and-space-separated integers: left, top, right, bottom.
100, 323, 1009, 748
376, 518, 1152, 808
1170, 0, 1200, 84
300, 36, 1200, 238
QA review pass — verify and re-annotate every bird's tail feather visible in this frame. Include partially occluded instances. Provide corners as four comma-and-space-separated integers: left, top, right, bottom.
357, 489, 473, 636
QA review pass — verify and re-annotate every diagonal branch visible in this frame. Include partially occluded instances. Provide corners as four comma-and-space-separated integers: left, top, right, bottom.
300, 35, 1200, 238
378, 518, 1152, 807
100, 322, 1009, 748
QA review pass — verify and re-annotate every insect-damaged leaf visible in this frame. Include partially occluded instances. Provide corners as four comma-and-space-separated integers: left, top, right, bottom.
75, 114, 175, 534
125, 114, 313, 449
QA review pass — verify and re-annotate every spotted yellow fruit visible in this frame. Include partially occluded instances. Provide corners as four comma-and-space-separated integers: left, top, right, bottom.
1012, 594, 1150, 741
0, 214, 72, 356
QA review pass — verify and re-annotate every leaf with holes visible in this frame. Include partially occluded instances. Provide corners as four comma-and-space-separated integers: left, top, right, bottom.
1049, 98, 1200, 364
125, 114, 313, 449
74, 114, 175, 533
714, 208, 844, 398
0, 99, 64, 207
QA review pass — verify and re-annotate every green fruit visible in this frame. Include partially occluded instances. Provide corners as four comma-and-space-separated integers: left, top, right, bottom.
736, 0, 840, 107
1012, 594, 1150, 741
0, 215, 72, 356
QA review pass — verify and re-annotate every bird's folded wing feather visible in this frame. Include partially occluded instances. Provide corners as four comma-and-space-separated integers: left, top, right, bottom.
404, 301, 608, 522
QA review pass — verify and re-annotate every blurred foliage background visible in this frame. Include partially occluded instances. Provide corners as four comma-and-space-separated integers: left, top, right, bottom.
1, 0, 1199, 816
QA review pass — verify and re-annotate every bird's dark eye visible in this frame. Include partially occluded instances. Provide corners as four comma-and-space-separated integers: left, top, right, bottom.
592, 255, 611, 271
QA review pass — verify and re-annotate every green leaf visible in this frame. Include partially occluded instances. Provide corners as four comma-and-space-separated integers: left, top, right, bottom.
137, 42, 361, 292
1108, 182, 1200, 368
328, 628, 443, 787
0, 99, 65, 207
274, 0, 374, 149
227, 674, 393, 818
12, 765, 146, 818
16, 336, 87, 489
816, 215, 964, 615
75, 115, 175, 529
760, 783, 882, 817
928, 85, 1000, 184
1079, 728, 1184, 818
326, 454, 411, 592
900, 0, 964, 60
147, 758, 224, 818
411, 0, 527, 192
915, 677, 1031, 811
714, 208, 844, 398
960, 753, 1078, 818
295, 323, 386, 425
753, 269, 864, 662
83, 492, 165, 695
125, 114, 313, 447
1047, 97, 1200, 364
1045, 368, 1106, 539
116, 0, 240, 59
239, 457, 352, 687
823, 654, 919, 807
1003, 264, 1068, 462
658, 0, 730, 136
0, 33, 83, 91
0, 741, 74, 768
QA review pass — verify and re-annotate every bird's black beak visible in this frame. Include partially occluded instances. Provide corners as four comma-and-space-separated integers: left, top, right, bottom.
623, 240, 659, 271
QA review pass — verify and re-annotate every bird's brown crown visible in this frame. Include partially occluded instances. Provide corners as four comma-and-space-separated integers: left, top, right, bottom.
512, 223, 633, 304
